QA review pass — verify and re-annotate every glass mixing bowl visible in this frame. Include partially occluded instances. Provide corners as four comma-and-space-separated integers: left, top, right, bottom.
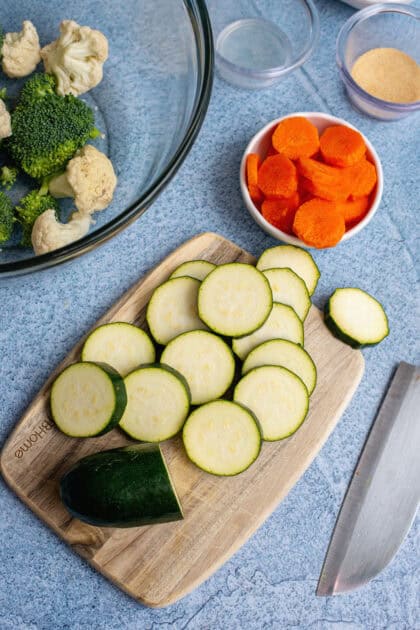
0, 0, 213, 277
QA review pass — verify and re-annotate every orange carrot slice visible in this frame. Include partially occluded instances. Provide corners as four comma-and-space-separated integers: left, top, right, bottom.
246, 153, 264, 204
248, 183, 264, 205
266, 144, 278, 158
345, 159, 377, 197
293, 198, 345, 248
261, 198, 297, 234
336, 196, 370, 227
298, 157, 352, 201
265, 191, 300, 211
320, 125, 366, 167
272, 117, 319, 160
246, 153, 260, 186
258, 154, 298, 198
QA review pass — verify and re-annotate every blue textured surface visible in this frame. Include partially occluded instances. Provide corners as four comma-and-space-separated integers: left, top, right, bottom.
1, 0, 419, 627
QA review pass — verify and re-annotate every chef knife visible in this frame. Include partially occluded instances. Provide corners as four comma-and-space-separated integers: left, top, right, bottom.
317, 361, 420, 596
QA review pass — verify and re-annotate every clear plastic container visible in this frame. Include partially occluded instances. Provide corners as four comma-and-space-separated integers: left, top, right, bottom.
339, 0, 412, 9
336, 3, 420, 120
206, 0, 319, 89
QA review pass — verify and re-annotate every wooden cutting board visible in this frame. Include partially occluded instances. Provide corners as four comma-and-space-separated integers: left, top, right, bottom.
1, 232, 364, 607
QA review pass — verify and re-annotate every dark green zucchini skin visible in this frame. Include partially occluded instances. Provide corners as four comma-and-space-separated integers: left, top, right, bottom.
60, 444, 183, 527
324, 302, 384, 349
93, 362, 128, 435
324, 308, 362, 349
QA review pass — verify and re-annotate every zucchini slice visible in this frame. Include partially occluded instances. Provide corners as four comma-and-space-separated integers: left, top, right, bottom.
242, 339, 317, 395
182, 400, 261, 476
325, 288, 389, 348
257, 245, 320, 296
170, 260, 216, 281
60, 443, 183, 527
234, 366, 309, 441
81, 322, 155, 377
50, 362, 127, 437
262, 268, 311, 321
161, 330, 235, 405
119, 364, 190, 442
198, 263, 272, 337
232, 302, 304, 360
146, 276, 207, 345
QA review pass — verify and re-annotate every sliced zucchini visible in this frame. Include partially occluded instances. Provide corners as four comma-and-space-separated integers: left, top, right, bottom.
160, 330, 235, 405
50, 362, 127, 437
182, 400, 261, 476
146, 276, 207, 345
232, 302, 304, 360
262, 268, 311, 321
234, 366, 309, 441
60, 443, 183, 527
257, 245, 320, 295
170, 260, 216, 281
119, 364, 190, 442
198, 263, 272, 337
242, 339, 317, 395
81, 322, 155, 377
325, 288, 389, 348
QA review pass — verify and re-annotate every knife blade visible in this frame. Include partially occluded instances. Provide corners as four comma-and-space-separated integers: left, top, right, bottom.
317, 361, 420, 596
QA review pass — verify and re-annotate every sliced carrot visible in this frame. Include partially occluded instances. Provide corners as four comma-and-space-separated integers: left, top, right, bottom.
246, 153, 260, 186
246, 153, 264, 204
248, 183, 264, 205
344, 159, 377, 197
320, 125, 366, 167
265, 191, 300, 211
258, 154, 298, 198
297, 157, 352, 201
272, 117, 319, 160
293, 198, 345, 248
266, 144, 278, 158
336, 196, 370, 227
261, 198, 297, 235
297, 179, 314, 204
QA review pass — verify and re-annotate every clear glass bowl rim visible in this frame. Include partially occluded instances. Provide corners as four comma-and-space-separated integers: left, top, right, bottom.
0, 0, 214, 278
214, 0, 320, 81
336, 3, 420, 113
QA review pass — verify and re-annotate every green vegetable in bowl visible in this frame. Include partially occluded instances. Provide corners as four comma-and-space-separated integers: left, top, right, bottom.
0, 165, 18, 190
8, 73, 98, 178
15, 187, 59, 246
0, 190, 14, 243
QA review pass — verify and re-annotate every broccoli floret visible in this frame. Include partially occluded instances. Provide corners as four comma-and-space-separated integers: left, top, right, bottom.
0, 165, 18, 190
0, 88, 7, 100
0, 190, 14, 243
15, 188, 59, 247
8, 73, 97, 178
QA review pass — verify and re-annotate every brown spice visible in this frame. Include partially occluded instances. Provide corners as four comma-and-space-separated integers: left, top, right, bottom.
351, 47, 420, 104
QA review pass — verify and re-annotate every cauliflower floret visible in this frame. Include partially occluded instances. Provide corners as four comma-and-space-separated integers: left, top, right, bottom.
1, 20, 41, 78
48, 145, 117, 214
41, 20, 108, 97
31, 209, 91, 255
0, 100, 11, 139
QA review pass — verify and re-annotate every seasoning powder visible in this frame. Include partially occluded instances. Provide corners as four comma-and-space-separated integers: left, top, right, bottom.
351, 47, 420, 104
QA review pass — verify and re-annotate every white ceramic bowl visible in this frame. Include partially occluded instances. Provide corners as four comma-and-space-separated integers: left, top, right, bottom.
240, 112, 384, 248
